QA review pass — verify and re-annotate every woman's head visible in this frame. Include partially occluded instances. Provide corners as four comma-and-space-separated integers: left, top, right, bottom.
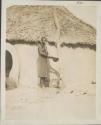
41, 37, 48, 44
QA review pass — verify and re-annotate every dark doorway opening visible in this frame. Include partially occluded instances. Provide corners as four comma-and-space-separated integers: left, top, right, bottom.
6, 50, 13, 77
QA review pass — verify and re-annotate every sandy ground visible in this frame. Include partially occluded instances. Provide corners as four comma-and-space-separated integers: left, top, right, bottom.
6, 81, 96, 123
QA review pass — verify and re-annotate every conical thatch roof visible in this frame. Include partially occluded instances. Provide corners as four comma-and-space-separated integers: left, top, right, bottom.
7, 5, 96, 44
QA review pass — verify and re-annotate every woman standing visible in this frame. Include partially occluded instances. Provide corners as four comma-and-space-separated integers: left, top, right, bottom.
37, 37, 50, 87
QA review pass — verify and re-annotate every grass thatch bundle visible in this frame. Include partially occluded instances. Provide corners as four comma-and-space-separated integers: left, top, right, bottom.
6, 39, 57, 47
60, 42, 96, 50
7, 5, 96, 45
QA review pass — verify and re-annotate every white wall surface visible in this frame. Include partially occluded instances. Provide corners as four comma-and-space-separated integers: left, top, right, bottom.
61, 48, 96, 87
15, 44, 38, 87
14, 44, 96, 89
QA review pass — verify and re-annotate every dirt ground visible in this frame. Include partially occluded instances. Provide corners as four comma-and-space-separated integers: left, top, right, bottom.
6, 81, 96, 123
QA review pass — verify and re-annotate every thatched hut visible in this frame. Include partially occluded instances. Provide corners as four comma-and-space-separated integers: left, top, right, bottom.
6, 5, 96, 88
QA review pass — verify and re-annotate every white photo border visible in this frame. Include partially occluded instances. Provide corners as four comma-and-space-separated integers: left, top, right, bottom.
1, 0, 101, 124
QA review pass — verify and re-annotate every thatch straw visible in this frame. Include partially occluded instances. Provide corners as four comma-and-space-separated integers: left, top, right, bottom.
60, 42, 96, 50
7, 5, 96, 44
6, 39, 96, 50
6, 39, 57, 47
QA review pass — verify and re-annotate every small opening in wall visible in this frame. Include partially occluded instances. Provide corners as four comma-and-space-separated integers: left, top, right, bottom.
6, 50, 13, 77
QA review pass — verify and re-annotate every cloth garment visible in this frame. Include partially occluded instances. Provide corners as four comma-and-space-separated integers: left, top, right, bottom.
37, 42, 50, 79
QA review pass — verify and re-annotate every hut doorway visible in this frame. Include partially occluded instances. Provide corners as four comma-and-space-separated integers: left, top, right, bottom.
6, 50, 13, 77
6, 43, 20, 89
